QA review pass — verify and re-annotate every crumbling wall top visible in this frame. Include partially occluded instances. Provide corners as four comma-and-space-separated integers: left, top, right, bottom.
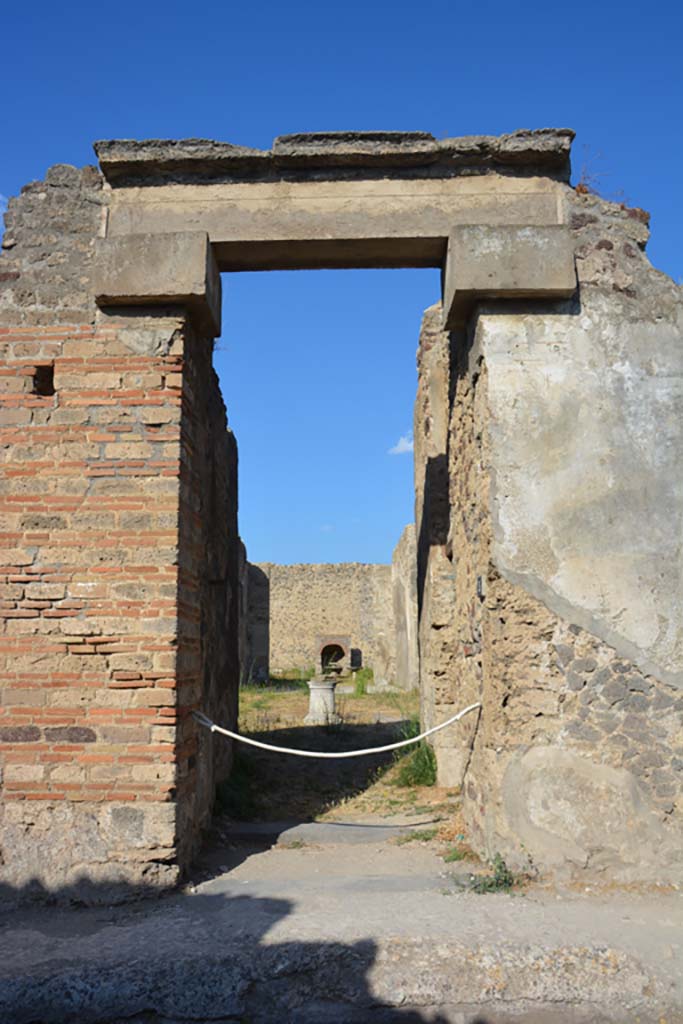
94, 128, 574, 186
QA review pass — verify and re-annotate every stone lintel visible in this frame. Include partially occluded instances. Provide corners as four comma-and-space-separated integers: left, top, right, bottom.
93, 231, 221, 336
94, 128, 574, 185
442, 225, 577, 330
105, 178, 565, 273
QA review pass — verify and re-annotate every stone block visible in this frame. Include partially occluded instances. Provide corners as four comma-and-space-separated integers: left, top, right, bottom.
0, 725, 40, 743
442, 225, 576, 329
131, 763, 176, 783
44, 726, 96, 744
0, 549, 34, 566
24, 582, 66, 600
4, 763, 45, 783
272, 130, 439, 167
501, 746, 681, 883
93, 232, 221, 337
2, 689, 45, 706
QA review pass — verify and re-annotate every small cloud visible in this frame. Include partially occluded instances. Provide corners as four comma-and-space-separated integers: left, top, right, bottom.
388, 432, 414, 455
320, 524, 334, 533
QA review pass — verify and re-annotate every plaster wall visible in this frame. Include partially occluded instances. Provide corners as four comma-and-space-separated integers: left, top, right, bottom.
484, 198, 683, 687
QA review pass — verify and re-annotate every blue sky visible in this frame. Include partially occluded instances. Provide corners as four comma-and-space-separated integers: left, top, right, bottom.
3, 0, 681, 563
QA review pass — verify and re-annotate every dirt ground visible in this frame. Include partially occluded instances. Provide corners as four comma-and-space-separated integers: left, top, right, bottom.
228, 683, 468, 848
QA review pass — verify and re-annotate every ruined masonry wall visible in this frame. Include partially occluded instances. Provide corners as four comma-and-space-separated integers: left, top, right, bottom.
174, 326, 240, 868
465, 191, 682, 882
391, 525, 419, 695
416, 191, 683, 883
249, 562, 399, 687
414, 305, 456, 756
0, 165, 239, 899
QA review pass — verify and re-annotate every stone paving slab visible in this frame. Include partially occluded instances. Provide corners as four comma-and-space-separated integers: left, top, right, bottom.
1, 823, 681, 1023
226, 817, 441, 845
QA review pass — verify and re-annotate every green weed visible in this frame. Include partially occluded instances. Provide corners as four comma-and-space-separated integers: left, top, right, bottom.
394, 743, 436, 786
395, 827, 438, 843
353, 667, 374, 696
268, 665, 314, 689
395, 827, 438, 845
443, 846, 466, 863
392, 716, 437, 786
470, 853, 516, 893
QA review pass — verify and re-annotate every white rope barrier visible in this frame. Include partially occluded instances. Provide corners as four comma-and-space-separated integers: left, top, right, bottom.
192, 702, 481, 759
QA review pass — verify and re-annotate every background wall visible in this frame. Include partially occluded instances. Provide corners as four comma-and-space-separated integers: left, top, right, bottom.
246, 555, 418, 690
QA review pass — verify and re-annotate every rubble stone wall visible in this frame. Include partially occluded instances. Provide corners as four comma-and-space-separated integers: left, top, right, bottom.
415, 190, 683, 883
244, 563, 270, 682
414, 306, 458, 757
247, 562, 397, 686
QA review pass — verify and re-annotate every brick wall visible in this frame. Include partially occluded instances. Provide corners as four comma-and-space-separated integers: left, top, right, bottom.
0, 163, 240, 901
0, 313, 240, 900
174, 324, 240, 867
0, 317, 182, 897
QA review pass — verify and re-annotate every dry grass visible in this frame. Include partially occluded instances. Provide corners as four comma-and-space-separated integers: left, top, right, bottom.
239, 683, 419, 734
230, 685, 473, 855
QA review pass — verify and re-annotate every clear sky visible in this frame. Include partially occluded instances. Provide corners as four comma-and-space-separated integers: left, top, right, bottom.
3, 0, 681, 563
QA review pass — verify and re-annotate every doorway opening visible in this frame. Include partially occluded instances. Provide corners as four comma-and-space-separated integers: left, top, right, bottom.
200, 266, 444, 854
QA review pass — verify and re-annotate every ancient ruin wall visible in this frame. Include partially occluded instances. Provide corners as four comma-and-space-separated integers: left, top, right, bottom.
414, 306, 461, 766
4, 128, 679, 892
416, 192, 683, 883
244, 563, 270, 682
174, 328, 240, 869
391, 525, 419, 694
0, 165, 240, 899
248, 562, 399, 686
468, 191, 682, 882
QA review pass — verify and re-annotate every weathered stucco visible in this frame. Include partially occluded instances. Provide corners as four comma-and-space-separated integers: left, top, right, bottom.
391, 525, 419, 694
482, 196, 683, 687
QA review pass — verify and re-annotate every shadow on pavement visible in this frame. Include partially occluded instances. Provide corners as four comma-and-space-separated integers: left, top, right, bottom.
0, 878, 493, 1023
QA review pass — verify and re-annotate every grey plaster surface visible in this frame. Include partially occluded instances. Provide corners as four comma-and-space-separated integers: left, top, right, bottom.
1, 816, 681, 1023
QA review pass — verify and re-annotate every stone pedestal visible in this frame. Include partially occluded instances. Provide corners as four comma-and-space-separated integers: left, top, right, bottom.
304, 678, 341, 725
